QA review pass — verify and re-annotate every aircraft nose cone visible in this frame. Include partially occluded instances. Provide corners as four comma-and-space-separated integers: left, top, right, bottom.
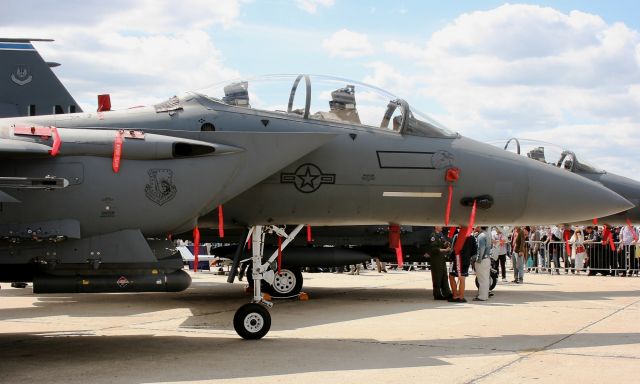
521, 162, 633, 224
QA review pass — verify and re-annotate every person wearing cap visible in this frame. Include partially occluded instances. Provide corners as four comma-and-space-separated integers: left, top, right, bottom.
425, 226, 453, 300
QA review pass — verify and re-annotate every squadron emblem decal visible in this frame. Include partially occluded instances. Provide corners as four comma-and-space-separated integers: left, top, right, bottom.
431, 150, 455, 169
281, 163, 335, 193
145, 169, 177, 205
10, 65, 32, 86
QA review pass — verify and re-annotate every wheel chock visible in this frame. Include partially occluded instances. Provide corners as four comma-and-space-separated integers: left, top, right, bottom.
262, 293, 272, 301
298, 292, 309, 301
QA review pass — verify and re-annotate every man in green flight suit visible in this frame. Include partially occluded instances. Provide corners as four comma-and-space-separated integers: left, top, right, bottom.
426, 226, 453, 300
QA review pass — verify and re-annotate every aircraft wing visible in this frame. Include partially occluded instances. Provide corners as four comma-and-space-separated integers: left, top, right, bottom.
176, 246, 219, 262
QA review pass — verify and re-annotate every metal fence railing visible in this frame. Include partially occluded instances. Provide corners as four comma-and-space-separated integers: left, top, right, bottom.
377, 239, 639, 277
523, 240, 640, 276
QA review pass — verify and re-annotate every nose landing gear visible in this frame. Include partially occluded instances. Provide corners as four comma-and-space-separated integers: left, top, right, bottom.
232, 224, 304, 339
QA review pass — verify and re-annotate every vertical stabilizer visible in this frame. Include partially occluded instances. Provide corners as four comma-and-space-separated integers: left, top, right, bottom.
0, 38, 82, 117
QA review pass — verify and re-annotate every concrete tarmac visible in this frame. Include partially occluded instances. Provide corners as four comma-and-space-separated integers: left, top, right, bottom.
0, 269, 639, 383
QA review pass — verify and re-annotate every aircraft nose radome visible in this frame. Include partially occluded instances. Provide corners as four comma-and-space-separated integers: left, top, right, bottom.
522, 163, 633, 224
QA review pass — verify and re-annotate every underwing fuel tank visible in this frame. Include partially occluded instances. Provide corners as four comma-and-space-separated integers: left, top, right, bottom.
32, 269, 191, 294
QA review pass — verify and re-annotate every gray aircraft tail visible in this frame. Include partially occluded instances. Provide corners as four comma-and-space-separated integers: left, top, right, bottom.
0, 38, 82, 117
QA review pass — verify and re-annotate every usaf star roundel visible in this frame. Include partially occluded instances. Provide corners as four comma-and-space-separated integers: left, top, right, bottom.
280, 163, 336, 193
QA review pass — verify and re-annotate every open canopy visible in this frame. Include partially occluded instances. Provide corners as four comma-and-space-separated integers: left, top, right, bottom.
196, 74, 456, 138
495, 138, 605, 174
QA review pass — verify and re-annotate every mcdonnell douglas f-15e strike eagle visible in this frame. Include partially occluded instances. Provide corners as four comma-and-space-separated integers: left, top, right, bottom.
0, 41, 632, 338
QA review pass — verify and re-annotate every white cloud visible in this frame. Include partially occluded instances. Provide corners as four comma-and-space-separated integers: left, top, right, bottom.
0, 0, 242, 110
362, 62, 419, 96
322, 29, 374, 58
295, 0, 335, 14
375, 4, 640, 179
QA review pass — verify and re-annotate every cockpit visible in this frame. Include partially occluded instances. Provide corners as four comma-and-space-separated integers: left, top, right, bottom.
497, 138, 605, 174
196, 74, 456, 138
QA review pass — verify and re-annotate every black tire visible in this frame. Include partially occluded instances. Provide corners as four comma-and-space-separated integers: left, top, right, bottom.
265, 267, 303, 298
233, 303, 271, 340
475, 275, 497, 291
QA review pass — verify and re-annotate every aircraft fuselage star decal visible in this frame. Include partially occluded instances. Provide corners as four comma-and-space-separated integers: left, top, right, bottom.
281, 163, 335, 193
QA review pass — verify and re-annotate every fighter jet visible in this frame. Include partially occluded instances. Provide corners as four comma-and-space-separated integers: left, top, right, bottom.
0, 74, 632, 339
499, 138, 640, 225
0, 38, 82, 117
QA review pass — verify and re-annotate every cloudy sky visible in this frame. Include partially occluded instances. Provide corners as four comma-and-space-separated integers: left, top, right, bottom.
2, 1, 640, 179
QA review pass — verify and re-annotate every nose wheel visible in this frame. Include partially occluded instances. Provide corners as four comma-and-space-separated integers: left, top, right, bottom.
233, 303, 271, 340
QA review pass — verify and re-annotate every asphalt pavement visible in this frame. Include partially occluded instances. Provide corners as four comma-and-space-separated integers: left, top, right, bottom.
0, 268, 638, 383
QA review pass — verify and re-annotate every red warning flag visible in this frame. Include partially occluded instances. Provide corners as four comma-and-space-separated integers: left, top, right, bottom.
592, 218, 598, 225
395, 238, 404, 267
602, 225, 615, 251
193, 226, 201, 273
218, 205, 224, 238
112, 131, 123, 173
453, 226, 468, 256
307, 225, 313, 243
465, 200, 477, 237
49, 127, 61, 156
444, 168, 459, 226
445, 184, 453, 226
563, 229, 571, 256
389, 225, 400, 249
388, 225, 403, 266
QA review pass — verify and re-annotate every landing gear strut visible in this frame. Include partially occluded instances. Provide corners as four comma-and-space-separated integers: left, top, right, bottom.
232, 224, 304, 339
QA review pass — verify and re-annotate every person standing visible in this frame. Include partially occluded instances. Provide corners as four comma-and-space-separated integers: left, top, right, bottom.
448, 229, 476, 303
619, 224, 638, 276
425, 226, 453, 300
570, 227, 587, 274
550, 225, 563, 275
493, 226, 508, 282
513, 226, 527, 283
528, 226, 541, 272
474, 226, 492, 301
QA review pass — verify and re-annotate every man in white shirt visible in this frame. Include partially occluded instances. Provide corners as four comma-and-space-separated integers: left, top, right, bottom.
474, 227, 492, 301
619, 225, 638, 275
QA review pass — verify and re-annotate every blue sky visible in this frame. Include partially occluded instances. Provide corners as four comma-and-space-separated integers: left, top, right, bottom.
2, 1, 640, 179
